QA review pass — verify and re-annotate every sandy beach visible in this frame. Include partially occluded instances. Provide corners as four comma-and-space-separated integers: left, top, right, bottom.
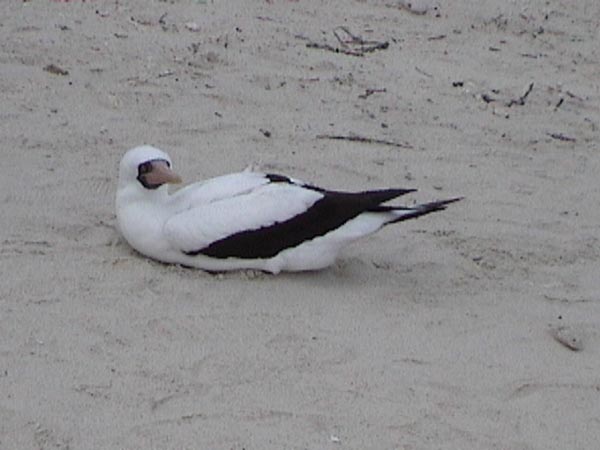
1, 1, 599, 448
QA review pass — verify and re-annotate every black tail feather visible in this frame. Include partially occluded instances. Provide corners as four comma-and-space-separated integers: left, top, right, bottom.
387, 197, 463, 224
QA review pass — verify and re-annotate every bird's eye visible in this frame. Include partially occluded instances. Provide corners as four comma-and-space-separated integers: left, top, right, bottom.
138, 161, 153, 174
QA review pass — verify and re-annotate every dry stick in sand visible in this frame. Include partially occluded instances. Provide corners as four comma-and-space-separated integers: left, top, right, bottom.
547, 132, 576, 142
480, 82, 534, 107
316, 134, 413, 149
333, 26, 390, 53
506, 82, 534, 107
358, 88, 387, 99
306, 26, 389, 57
305, 42, 365, 57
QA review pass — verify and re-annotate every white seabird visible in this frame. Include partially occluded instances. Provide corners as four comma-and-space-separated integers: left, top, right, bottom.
116, 145, 460, 273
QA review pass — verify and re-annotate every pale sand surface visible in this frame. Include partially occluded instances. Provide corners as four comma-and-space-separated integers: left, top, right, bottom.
1, 1, 600, 449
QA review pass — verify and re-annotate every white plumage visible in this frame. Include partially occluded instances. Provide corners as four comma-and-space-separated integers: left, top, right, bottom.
116, 145, 459, 273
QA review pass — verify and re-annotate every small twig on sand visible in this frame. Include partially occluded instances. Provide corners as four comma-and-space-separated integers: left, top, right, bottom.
506, 82, 534, 107
317, 133, 413, 149
358, 88, 387, 99
306, 26, 389, 57
333, 26, 354, 47
360, 41, 389, 54
554, 98, 564, 110
480, 82, 534, 107
547, 132, 576, 142
566, 91, 584, 102
415, 66, 433, 78
306, 42, 364, 57
333, 26, 389, 52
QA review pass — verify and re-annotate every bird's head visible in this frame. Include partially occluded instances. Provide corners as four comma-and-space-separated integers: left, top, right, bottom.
118, 145, 182, 192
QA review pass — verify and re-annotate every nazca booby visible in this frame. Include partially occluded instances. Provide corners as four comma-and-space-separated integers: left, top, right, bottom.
116, 145, 460, 273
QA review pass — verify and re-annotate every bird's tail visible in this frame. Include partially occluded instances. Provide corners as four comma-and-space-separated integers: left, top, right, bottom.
381, 197, 463, 224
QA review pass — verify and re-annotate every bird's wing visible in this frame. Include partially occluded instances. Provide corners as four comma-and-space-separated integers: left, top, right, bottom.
169, 171, 275, 210
165, 172, 415, 260
164, 181, 324, 258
